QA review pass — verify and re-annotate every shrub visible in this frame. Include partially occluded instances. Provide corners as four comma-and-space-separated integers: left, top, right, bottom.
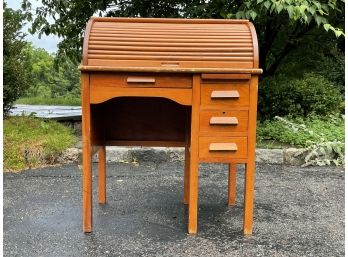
258, 73, 342, 120
257, 115, 345, 147
257, 115, 345, 166
273, 31, 345, 96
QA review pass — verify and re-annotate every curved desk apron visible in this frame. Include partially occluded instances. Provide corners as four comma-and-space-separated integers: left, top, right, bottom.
79, 17, 262, 234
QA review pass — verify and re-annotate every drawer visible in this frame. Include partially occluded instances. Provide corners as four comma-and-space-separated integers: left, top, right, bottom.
90, 72, 192, 88
201, 83, 249, 108
200, 110, 248, 135
199, 137, 248, 159
201, 73, 251, 83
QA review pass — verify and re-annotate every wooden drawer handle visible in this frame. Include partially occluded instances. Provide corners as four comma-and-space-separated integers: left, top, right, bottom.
211, 90, 240, 99
127, 76, 156, 83
209, 143, 238, 151
210, 117, 238, 125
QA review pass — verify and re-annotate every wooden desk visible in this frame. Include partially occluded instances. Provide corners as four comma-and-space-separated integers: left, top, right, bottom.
80, 17, 262, 234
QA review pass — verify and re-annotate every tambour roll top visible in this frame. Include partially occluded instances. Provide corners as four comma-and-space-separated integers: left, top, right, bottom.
81, 17, 261, 73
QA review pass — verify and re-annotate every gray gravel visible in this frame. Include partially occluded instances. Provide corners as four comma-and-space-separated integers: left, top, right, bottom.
4, 162, 344, 257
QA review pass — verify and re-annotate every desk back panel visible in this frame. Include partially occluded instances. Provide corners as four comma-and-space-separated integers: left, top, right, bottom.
91, 97, 189, 144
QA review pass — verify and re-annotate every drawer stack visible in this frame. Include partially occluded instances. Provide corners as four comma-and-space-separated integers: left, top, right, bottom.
198, 74, 251, 163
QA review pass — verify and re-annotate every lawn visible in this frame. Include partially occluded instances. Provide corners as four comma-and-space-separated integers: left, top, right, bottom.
16, 96, 81, 106
4, 116, 78, 171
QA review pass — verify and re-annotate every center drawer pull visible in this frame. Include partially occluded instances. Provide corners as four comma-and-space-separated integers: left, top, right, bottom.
209, 143, 238, 151
127, 76, 156, 83
211, 90, 240, 99
210, 117, 239, 125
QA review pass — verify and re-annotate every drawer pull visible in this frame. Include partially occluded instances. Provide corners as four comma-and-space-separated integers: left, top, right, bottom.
127, 76, 156, 83
211, 90, 240, 99
210, 117, 238, 125
209, 143, 238, 151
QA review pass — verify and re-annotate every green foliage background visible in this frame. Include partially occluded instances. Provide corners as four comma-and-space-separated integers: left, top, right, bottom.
3, 0, 345, 167
4, 0, 345, 120
3, 4, 32, 113
23, 45, 80, 99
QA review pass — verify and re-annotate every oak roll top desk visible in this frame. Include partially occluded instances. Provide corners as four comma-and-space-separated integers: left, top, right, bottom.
79, 17, 262, 234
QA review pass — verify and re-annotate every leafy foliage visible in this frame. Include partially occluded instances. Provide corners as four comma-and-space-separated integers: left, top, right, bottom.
257, 115, 345, 166
3, 3, 32, 113
23, 44, 80, 99
258, 73, 342, 120
257, 115, 345, 147
233, 0, 344, 36
236, 0, 344, 76
303, 141, 344, 166
272, 27, 344, 90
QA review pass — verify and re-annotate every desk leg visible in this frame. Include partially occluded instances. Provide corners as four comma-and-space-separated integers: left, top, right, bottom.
228, 163, 237, 206
184, 145, 190, 205
188, 74, 200, 234
98, 146, 106, 204
82, 133, 92, 233
243, 162, 255, 235
184, 110, 191, 205
82, 72, 92, 233
188, 153, 198, 234
243, 75, 258, 235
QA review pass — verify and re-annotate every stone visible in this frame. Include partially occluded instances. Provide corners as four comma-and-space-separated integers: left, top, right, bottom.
283, 148, 307, 166
58, 148, 81, 164
131, 147, 170, 163
256, 148, 283, 164
92, 147, 132, 163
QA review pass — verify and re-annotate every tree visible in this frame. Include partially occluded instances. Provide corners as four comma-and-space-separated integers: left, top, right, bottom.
22, 0, 344, 77
228, 0, 345, 76
3, 3, 32, 113
23, 44, 80, 99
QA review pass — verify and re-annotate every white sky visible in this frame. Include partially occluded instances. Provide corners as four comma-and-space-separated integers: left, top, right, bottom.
7, 0, 60, 53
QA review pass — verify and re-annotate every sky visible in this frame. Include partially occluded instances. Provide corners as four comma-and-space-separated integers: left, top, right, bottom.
7, 0, 60, 53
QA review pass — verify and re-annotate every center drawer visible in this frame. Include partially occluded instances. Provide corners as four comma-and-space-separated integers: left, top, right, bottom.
201, 83, 250, 108
90, 72, 192, 88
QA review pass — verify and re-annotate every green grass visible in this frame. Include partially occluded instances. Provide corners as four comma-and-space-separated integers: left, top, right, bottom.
16, 96, 81, 106
4, 116, 78, 172
257, 115, 345, 148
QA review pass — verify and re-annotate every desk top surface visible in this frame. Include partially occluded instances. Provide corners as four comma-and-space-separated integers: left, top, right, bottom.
81, 17, 261, 73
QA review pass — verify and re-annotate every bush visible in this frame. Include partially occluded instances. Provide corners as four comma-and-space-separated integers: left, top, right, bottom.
258, 73, 342, 120
257, 115, 345, 166
257, 115, 345, 147
274, 31, 345, 96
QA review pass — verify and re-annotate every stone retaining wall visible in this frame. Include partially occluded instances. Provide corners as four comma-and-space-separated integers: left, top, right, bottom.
60, 146, 307, 166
